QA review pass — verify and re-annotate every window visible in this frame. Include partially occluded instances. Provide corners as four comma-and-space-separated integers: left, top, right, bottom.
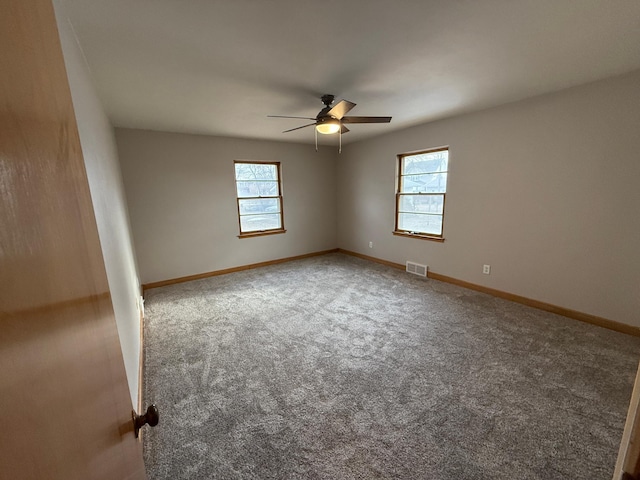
394, 147, 449, 240
234, 161, 285, 237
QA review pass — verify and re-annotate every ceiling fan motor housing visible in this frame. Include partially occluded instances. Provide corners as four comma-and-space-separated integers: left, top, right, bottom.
317, 115, 336, 125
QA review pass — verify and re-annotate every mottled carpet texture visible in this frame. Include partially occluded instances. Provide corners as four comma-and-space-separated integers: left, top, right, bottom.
143, 253, 639, 479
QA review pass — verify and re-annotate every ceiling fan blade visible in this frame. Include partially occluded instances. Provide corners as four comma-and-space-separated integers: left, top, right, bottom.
268, 115, 317, 120
327, 100, 356, 120
282, 122, 317, 133
341, 116, 392, 124
340, 124, 350, 134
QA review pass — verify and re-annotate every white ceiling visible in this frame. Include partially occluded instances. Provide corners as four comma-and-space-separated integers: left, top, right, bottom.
60, 0, 640, 145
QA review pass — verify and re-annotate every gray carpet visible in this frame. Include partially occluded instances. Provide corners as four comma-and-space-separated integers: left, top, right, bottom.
143, 253, 640, 479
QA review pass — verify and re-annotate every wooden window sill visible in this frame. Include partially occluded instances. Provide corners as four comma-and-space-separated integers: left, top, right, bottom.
238, 229, 286, 239
392, 231, 445, 242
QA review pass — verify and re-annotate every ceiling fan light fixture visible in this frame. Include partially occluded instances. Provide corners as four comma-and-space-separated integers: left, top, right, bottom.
316, 120, 340, 135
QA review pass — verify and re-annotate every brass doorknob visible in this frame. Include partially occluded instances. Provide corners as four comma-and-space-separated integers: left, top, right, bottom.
133, 404, 159, 438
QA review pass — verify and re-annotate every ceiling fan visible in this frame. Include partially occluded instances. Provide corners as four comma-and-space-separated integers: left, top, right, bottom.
268, 94, 391, 152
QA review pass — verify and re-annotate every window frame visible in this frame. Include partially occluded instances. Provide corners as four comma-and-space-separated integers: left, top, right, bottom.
234, 160, 286, 238
393, 146, 449, 242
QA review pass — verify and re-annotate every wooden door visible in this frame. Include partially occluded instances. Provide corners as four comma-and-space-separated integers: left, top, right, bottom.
614, 363, 640, 480
0, 0, 147, 478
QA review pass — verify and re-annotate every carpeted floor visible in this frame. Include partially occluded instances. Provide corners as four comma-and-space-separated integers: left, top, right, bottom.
142, 253, 639, 479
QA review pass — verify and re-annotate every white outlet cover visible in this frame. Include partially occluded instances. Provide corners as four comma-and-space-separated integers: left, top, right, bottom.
483, 265, 491, 274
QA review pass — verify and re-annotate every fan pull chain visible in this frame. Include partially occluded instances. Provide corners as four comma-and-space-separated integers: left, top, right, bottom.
315, 128, 318, 152
339, 126, 342, 154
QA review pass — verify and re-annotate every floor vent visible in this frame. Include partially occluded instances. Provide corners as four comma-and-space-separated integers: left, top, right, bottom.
406, 261, 427, 277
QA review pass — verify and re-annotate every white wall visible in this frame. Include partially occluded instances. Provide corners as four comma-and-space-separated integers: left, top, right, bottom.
115, 129, 337, 284
54, 2, 142, 407
338, 70, 640, 328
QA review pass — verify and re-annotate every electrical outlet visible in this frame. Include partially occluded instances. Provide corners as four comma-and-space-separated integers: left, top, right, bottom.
369, 241, 373, 248
483, 264, 491, 275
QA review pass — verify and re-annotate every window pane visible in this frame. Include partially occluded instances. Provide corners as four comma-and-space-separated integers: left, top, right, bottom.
398, 213, 443, 236
236, 180, 279, 198
401, 151, 448, 175
235, 163, 278, 181
238, 198, 280, 215
399, 194, 444, 214
240, 213, 282, 232
400, 173, 447, 193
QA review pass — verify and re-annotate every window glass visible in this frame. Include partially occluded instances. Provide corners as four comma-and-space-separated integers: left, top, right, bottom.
234, 162, 285, 235
395, 148, 449, 238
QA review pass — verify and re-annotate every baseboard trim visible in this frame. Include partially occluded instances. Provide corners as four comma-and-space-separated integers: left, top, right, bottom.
337, 248, 640, 338
142, 248, 340, 292
337, 248, 405, 270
